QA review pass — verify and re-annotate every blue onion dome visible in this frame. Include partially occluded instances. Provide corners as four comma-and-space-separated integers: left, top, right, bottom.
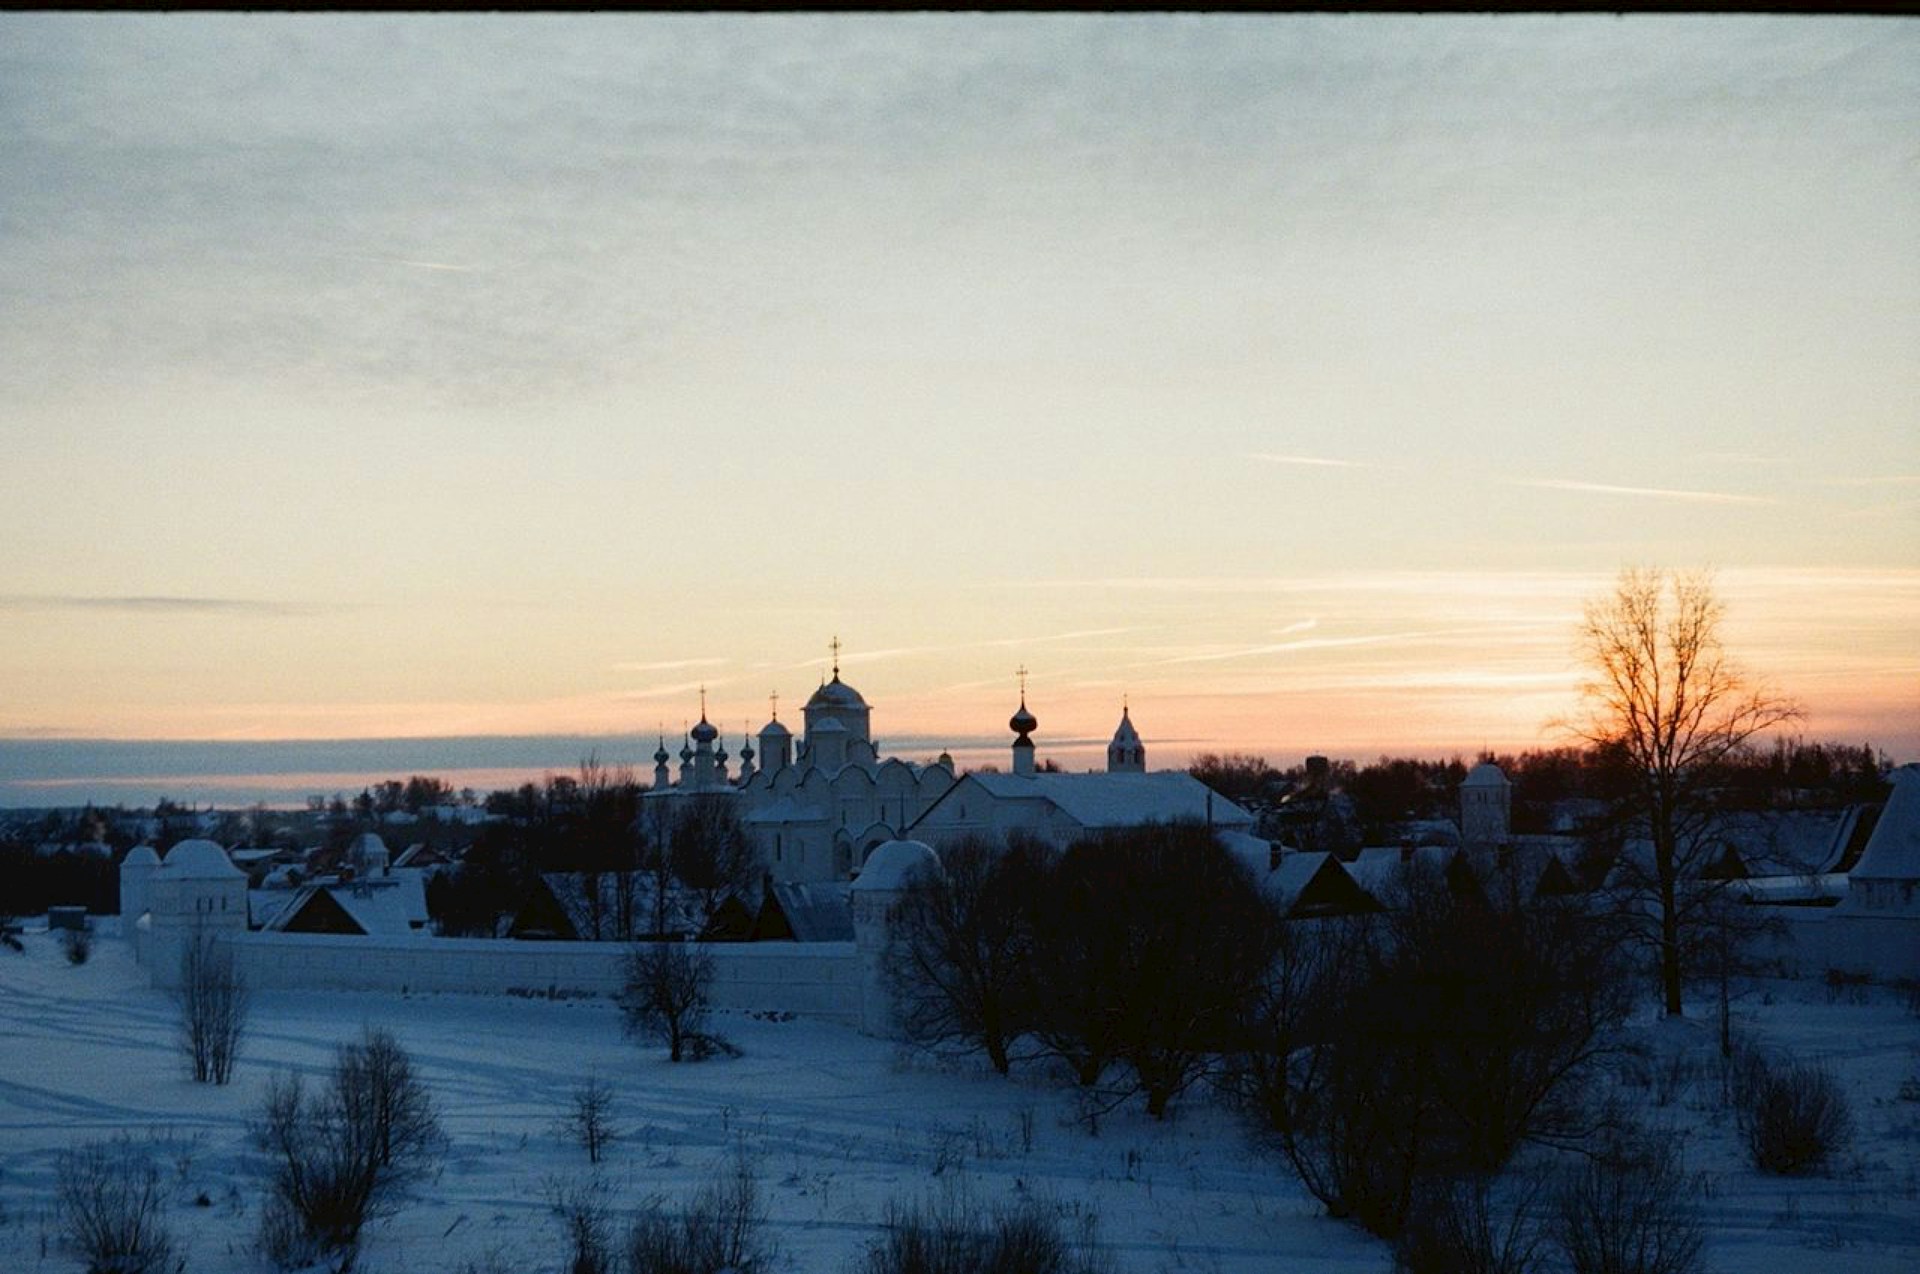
1009, 700, 1037, 735
654, 737, 671, 765
679, 738, 694, 762
691, 716, 718, 744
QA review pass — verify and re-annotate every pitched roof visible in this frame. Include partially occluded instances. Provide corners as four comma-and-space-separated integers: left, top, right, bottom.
942, 771, 1256, 831
1851, 765, 1920, 883
757, 881, 854, 942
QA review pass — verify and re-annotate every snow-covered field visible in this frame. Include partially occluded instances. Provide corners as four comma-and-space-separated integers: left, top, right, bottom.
3, 928, 1917, 1273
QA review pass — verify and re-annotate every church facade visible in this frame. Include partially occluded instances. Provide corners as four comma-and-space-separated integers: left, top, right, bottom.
647, 648, 1239, 884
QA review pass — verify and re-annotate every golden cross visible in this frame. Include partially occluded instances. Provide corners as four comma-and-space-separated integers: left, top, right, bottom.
829, 635, 842, 678
769, 689, 779, 721
1016, 664, 1029, 699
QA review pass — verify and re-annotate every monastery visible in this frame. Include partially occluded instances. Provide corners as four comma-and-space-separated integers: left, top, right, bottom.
645, 643, 1255, 883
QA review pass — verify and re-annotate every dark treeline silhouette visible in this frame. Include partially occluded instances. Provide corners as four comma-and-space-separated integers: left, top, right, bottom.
1192, 738, 1892, 847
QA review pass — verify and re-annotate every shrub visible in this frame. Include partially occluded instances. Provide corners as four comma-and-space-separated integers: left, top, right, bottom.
254, 1028, 442, 1271
63, 925, 92, 965
1553, 1133, 1703, 1274
1742, 1057, 1853, 1175
624, 1155, 772, 1274
1395, 1175, 1546, 1274
621, 943, 733, 1063
858, 1189, 1113, 1274
176, 929, 249, 1084
548, 1178, 614, 1274
56, 1137, 178, 1274
558, 1076, 619, 1165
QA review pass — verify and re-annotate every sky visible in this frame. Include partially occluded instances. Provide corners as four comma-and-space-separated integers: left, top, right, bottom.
1, 14, 1915, 806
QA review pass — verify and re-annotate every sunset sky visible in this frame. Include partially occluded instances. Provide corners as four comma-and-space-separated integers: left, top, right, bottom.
1, 14, 1915, 806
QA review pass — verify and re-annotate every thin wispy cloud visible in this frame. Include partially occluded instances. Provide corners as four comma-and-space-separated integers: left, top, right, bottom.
610, 657, 729, 673
615, 678, 733, 703
1146, 629, 1452, 666
1823, 474, 1920, 487
1515, 479, 1773, 506
1246, 453, 1367, 469
339, 252, 485, 274
0, 594, 317, 616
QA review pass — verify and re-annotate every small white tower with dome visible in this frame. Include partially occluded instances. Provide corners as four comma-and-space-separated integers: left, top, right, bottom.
1107, 701, 1145, 773
1460, 760, 1512, 849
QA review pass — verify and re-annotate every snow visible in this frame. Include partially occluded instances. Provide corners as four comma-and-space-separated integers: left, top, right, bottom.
1852, 765, 1920, 883
3, 929, 1918, 1272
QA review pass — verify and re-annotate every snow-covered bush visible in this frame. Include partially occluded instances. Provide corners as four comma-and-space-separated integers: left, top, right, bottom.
1553, 1132, 1703, 1274
1741, 1057, 1853, 1175
55, 1136, 178, 1274
857, 1188, 1113, 1274
623, 1155, 771, 1274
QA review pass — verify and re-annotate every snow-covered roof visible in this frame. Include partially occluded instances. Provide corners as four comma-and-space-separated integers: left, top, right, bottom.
957, 771, 1256, 831
1852, 765, 1920, 882
809, 717, 849, 735
850, 839, 938, 892
535, 872, 705, 939
1217, 829, 1275, 877
122, 844, 161, 867
160, 839, 244, 880
1347, 846, 1457, 900
249, 889, 297, 928
762, 881, 854, 942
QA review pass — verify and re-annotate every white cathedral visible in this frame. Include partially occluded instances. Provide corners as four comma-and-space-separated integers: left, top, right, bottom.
646, 645, 1256, 884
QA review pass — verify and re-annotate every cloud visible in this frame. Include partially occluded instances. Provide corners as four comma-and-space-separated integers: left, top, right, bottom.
1514, 479, 1773, 505
1247, 453, 1366, 469
610, 657, 729, 673
0, 594, 317, 616
615, 678, 732, 703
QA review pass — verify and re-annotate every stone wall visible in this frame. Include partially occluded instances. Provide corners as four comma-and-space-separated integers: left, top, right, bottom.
219, 932, 863, 1025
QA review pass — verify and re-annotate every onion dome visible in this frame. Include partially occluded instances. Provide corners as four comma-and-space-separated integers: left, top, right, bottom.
739, 736, 754, 762
679, 737, 694, 762
654, 737, 671, 765
806, 675, 869, 710
1009, 700, 1037, 736
691, 716, 718, 745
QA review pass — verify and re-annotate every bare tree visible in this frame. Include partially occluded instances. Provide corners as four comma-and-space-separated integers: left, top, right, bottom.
177, 927, 250, 1084
885, 833, 1046, 1075
558, 1076, 619, 1164
621, 942, 731, 1062
670, 795, 759, 930
1570, 568, 1800, 1016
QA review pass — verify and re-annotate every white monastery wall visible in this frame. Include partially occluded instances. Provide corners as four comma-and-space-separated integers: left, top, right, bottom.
219, 933, 863, 1025
1766, 911, 1920, 983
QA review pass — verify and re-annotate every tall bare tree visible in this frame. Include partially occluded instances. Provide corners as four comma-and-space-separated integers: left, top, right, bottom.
1571, 568, 1799, 1017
